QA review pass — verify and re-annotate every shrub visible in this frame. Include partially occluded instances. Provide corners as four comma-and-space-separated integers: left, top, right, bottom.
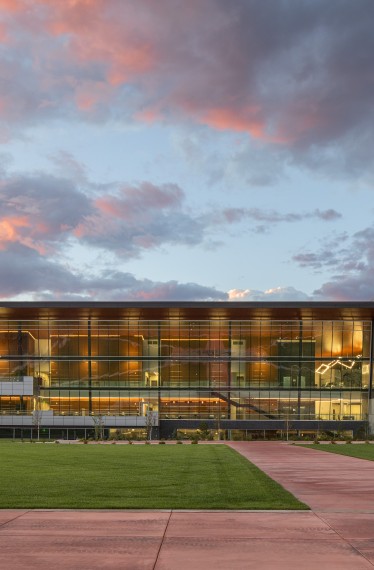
197, 422, 211, 440
330, 440, 336, 444
159, 440, 166, 444
313, 439, 320, 444
191, 440, 198, 444
176, 440, 183, 444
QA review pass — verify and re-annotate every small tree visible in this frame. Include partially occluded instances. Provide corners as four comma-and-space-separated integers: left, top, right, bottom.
32, 380, 42, 441
32, 408, 42, 441
92, 414, 105, 440
146, 410, 156, 441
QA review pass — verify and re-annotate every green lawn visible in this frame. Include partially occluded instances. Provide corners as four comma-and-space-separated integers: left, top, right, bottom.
303, 443, 374, 462
0, 442, 307, 509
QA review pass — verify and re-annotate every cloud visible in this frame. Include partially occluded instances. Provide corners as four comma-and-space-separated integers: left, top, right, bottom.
313, 209, 342, 221
0, 0, 23, 12
315, 227, 374, 300
228, 287, 310, 302
314, 275, 374, 301
0, 156, 322, 302
49, 151, 89, 184
0, 240, 313, 302
0, 155, 342, 262
293, 226, 374, 300
75, 181, 208, 256
219, 207, 341, 226
0, 243, 227, 300
0, 243, 82, 297
0, 161, 207, 257
293, 231, 364, 272
0, 171, 92, 253
0, 1, 373, 176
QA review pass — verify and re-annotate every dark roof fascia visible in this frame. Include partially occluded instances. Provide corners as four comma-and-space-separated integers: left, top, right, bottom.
0, 301, 373, 320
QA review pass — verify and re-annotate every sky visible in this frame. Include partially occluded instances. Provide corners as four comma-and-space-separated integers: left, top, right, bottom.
0, 0, 373, 302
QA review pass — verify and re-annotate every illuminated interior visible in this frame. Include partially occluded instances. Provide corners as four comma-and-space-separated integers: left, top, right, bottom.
0, 316, 370, 432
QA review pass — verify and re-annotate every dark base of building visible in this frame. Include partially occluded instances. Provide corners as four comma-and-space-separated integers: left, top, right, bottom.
159, 419, 368, 439
0, 420, 368, 440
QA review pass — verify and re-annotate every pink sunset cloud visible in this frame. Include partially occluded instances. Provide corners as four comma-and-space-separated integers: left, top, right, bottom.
0, 0, 372, 166
94, 183, 183, 219
0, 0, 22, 12
196, 107, 267, 140
0, 215, 51, 255
43, 0, 154, 81
0, 216, 29, 246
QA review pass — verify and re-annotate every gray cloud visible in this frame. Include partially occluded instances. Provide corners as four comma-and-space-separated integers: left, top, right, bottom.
293, 226, 374, 300
0, 163, 207, 257
0, 244, 226, 301
292, 232, 351, 270
1, 159, 341, 262
221, 207, 341, 225
314, 275, 374, 301
293, 252, 333, 270
71, 181, 208, 257
0, 244, 82, 297
82, 275, 227, 302
0, 172, 92, 253
0, 1, 373, 177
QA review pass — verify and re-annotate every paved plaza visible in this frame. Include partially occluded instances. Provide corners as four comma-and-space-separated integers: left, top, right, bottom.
1, 442, 374, 569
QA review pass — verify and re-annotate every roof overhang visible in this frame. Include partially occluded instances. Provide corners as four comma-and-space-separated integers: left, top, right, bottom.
0, 301, 373, 320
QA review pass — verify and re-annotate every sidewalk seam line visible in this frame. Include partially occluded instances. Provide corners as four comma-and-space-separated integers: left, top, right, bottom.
314, 511, 374, 567
153, 510, 172, 570
0, 510, 31, 529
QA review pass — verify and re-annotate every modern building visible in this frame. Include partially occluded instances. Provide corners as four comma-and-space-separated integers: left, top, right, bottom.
0, 302, 373, 439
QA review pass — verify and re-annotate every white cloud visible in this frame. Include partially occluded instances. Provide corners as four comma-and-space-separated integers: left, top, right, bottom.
228, 287, 310, 301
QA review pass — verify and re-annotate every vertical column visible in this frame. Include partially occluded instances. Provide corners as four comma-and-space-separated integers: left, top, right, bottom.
368, 320, 374, 433
17, 321, 23, 378
369, 320, 374, 401
227, 320, 232, 420
297, 320, 302, 420
156, 320, 161, 435
88, 318, 92, 415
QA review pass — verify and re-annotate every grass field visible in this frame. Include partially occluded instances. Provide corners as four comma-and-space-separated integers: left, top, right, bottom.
0, 442, 307, 509
303, 443, 374, 462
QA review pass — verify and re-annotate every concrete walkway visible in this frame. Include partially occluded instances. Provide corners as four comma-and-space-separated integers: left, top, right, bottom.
229, 441, 374, 513
1, 443, 374, 569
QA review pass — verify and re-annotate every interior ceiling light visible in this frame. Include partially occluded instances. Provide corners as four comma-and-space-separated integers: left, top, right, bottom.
316, 359, 356, 375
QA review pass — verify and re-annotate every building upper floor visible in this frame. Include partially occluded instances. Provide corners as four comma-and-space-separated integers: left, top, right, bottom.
0, 301, 373, 358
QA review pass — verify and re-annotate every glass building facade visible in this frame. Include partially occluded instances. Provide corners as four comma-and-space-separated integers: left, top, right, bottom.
0, 302, 373, 437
